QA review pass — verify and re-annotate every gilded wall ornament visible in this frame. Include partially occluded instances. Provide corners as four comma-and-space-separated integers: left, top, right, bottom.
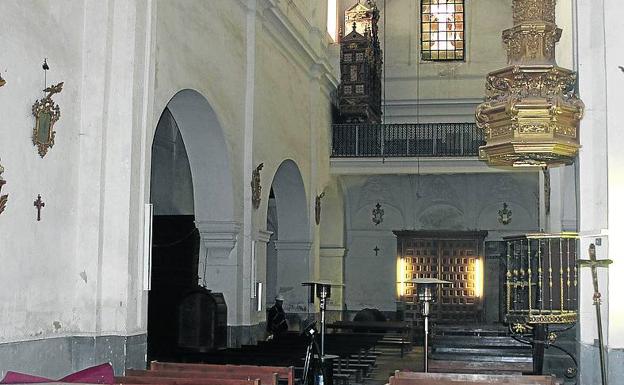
372, 202, 384, 226
498, 202, 512, 225
315, 191, 325, 225
251, 163, 263, 209
0, 160, 7, 215
32, 82, 63, 158
0, 74, 5, 87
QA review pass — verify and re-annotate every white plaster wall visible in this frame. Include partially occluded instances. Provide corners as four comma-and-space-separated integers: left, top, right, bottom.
342, 173, 540, 311
0, 0, 338, 357
0, 1, 87, 342
350, 0, 513, 123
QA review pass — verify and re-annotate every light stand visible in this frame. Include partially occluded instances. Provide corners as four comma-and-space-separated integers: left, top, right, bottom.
409, 278, 450, 373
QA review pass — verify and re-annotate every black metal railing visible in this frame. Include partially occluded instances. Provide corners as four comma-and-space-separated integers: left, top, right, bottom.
331, 123, 484, 158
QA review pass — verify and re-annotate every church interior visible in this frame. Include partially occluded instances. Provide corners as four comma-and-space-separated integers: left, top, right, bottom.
0, 1, 622, 385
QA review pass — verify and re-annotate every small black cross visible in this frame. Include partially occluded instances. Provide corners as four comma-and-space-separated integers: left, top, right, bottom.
373, 246, 380, 256
34, 194, 45, 221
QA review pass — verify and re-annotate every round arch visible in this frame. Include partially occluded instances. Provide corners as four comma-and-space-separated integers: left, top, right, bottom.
162, 89, 235, 224
265, 159, 311, 322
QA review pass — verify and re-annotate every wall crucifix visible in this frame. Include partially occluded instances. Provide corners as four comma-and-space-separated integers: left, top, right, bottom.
33, 194, 45, 221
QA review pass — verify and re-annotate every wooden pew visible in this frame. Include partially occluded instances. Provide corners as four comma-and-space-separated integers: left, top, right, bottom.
389, 371, 562, 385
116, 376, 260, 385
126, 370, 278, 385
149, 362, 295, 385
427, 360, 533, 375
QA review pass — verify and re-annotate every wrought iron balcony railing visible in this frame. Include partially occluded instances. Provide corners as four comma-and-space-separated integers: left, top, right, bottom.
331, 123, 484, 158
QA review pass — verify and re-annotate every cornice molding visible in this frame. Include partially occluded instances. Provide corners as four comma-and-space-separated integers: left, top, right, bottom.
331, 157, 537, 175
320, 247, 347, 258
273, 240, 313, 251
256, 229, 274, 243
195, 220, 241, 251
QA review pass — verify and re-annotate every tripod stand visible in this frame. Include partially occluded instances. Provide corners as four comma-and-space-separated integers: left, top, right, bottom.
302, 323, 326, 385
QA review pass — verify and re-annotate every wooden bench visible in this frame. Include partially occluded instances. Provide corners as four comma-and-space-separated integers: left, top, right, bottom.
126, 370, 279, 385
389, 371, 562, 385
149, 362, 295, 385
116, 376, 261, 385
428, 360, 533, 375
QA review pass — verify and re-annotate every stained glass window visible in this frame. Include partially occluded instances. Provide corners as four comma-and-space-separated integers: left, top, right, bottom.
421, 0, 465, 61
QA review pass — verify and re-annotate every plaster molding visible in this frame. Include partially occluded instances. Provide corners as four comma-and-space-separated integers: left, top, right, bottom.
273, 240, 313, 251
320, 247, 347, 258
256, 229, 273, 243
384, 98, 484, 107
196, 220, 241, 253
330, 157, 536, 175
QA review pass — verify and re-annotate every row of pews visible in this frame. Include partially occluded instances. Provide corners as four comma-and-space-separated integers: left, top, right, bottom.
115, 363, 562, 385
161, 331, 384, 385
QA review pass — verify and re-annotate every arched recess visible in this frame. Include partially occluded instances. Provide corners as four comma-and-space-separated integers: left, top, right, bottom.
164, 89, 235, 227
265, 160, 311, 326
148, 89, 238, 359
164, 90, 239, 289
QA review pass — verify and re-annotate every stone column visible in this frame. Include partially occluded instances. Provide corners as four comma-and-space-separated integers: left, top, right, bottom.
320, 247, 347, 321
196, 220, 241, 325
274, 240, 313, 327
576, 0, 624, 383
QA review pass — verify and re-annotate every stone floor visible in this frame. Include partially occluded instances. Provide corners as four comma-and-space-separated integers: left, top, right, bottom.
364, 345, 423, 385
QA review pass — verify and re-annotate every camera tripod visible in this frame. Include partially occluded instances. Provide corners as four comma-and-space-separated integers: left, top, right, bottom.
302, 327, 327, 385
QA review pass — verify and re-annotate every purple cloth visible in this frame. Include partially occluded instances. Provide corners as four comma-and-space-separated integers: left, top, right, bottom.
1, 363, 114, 384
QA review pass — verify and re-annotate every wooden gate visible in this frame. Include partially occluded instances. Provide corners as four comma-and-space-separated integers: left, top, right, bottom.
394, 231, 487, 323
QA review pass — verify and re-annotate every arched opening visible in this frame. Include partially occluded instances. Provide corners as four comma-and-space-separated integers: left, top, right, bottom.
265, 160, 311, 330
148, 89, 235, 361
148, 107, 198, 361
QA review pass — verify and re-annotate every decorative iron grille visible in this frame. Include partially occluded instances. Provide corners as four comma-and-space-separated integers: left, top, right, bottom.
331, 123, 483, 157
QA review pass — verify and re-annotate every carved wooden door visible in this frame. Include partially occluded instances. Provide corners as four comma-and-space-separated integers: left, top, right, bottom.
395, 231, 487, 324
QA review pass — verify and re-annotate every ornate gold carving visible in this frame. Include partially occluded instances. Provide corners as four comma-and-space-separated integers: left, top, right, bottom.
0, 159, 7, 215
251, 163, 263, 209
32, 82, 63, 158
0, 74, 5, 88
506, 311, 577, 325
476, 0, 584, 167
315, 191, 325, 225
513, 0, 556, 24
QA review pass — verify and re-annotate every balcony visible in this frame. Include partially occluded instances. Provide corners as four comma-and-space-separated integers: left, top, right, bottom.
330, 123, 512, 175
331, 123, 484, 158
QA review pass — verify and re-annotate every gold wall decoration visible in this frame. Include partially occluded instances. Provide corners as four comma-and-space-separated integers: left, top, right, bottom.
32, 82, 63, 158
498, 202, 512, 225
372, 202, 384, 225
0, 159, 7, 215
315, 191, 325, 225
475, 0, 584, 167
0, 74, 5, 87
251, 163, 264, 209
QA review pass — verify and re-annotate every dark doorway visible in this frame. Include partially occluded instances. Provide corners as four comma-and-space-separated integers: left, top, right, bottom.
147, 215, 200, 361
